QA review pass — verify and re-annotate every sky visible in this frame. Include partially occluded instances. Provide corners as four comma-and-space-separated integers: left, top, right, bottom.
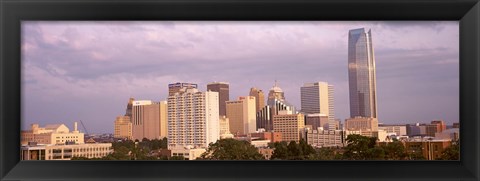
21, 21, 459, 134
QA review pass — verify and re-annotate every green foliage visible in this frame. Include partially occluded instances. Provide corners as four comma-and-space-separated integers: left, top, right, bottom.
270, 139, 316, 160
342, 134, 381, 160
438, 139, 460, 160
381, 141, 407, 160
199, 139, 265, 160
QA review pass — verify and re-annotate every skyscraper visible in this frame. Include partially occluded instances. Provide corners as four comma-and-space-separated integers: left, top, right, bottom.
226, 96, 256, 135
348, 28, 378, 118
300, 82, 335, 123
168, 82, 198, 96
249, 87, 265, 113
132, 100, 168, 140
167, 88, 220, 150
207, 82, 229, 116
125, 97, 134, 117
267, 81, 285, 104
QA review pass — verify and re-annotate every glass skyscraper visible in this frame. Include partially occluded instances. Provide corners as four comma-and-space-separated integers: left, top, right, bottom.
348, 28, 378, 118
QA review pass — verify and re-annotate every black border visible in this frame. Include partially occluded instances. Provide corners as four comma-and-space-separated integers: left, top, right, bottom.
1, 0, 479, 180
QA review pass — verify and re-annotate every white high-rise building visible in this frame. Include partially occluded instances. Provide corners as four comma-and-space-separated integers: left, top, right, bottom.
167, 88, 220, 151
300, 82, 335, 127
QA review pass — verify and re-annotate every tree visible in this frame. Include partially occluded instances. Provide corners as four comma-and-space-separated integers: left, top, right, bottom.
311, 147, 336, 160
270, 141, 289, 160
271, 139, 316, 160
439, 139, 460, 160
382, 141, 407, 160
343, 134, 384, 160
199, 139, 264, 160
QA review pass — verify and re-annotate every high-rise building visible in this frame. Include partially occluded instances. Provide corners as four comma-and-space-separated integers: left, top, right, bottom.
219, 116, 233, 139
114, 116, 132, 140
272, 113, 305, 143
267, 81, 285, 104
348, 28, 378, 118
305, 113, 330, 131
207, 82, 229, 116
125, 97, 134, 117
249, 87, 265, 113
301, 82, 335, 123
167, 88, 220, 151
226, 96, 257, 135
132, 100, 168, 141
168, 82, 198, 96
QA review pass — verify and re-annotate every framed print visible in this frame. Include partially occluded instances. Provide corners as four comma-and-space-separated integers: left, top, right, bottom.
1, 0, 479, 180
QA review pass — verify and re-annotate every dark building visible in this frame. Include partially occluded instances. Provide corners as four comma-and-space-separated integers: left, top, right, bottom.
125, 97, 134, 117
207, 82, 229, 116
168, 82, 198, 96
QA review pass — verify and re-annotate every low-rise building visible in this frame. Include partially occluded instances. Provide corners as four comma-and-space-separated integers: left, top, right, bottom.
21, 123, 84, 146
258, 148, 274, 160
250, 132, 282, 143
20, 142, 113, 160
170, 148, 206, 160
305, 129, 344, 148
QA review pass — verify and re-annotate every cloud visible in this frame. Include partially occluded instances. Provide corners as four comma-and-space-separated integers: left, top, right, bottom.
22, 21, 459, 133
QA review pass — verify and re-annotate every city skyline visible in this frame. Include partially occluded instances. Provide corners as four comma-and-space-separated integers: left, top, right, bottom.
22, 21, 459, 133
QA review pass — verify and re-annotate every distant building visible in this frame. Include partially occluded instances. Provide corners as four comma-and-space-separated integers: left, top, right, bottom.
435, 128, 459, 141
168, 82, 198, 96
167, 88, 220, 155
273, 113, 305, 143
426, 120, 447, 137
267, 81, 285, 103
348, 28, 378, 118
249, 87, 265, 113
453, 122, 460, 128
257, 99, 296, 131
305, 114, 330, 131
114, 116, 132, 140
207, 82, 230, 116
345, 129, 388, 142
378, 125, 407, 136
21, 122, 84, 146
344, 117, 378, 131
132, 100, 168, 141
406, 123, 428, 137
125, 97, 134, 117
250, 132, 282, 143
219, 116, 234, 139
305, 129, 344, 148
171, 148, 207, 160
403, 139, 452, 160
301, 82, 335, 124
226, 96, 257, 135
21, 142, 112, 160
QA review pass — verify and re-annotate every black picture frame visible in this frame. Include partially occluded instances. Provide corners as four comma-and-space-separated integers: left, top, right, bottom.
1, 0, 479, 180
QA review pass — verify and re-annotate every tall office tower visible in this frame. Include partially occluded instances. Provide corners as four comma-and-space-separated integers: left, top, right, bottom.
272, 113, 305, 143
167, 88, 220, 150
132, 100, 168, 141
348, 28, 378, 118
267, 81, 285, 104
125, 97, 134, 117
300, 82, 335, 122
168, 82, 198, 96
226, 96, 257, 136
249, 87, 265, 113
114, 116, 132, 140
207, 82, 230, 116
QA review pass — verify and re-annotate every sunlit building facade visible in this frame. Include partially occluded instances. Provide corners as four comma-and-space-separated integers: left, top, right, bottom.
348, 28, 378, 118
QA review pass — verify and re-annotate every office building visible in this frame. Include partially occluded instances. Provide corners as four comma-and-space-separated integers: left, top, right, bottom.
168, 82, 198, 96
207, 82, 230, 116
250, 132, 282, 143
226, 96, 257, 135
132, 100, 168, 140
344, 117, 378, 131
125, 97, 134, 117
249, 87, 265, 113
305, 113, 331, 131
301, 82, 335, 123
219, 116, 234, 139
348, 28, 378, 118
167, 88, 220, 153
426, 120, 447, 137
267, 81, 285, 104
272, 113, 305, 143
21, 123, 84, 146
21, 142, 112, 160
114, 116, 132, 140
378, 125, 407, 136
305, 129, 344, 148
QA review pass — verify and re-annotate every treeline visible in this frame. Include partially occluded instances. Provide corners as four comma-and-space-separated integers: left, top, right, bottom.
72, 135, 459, 161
